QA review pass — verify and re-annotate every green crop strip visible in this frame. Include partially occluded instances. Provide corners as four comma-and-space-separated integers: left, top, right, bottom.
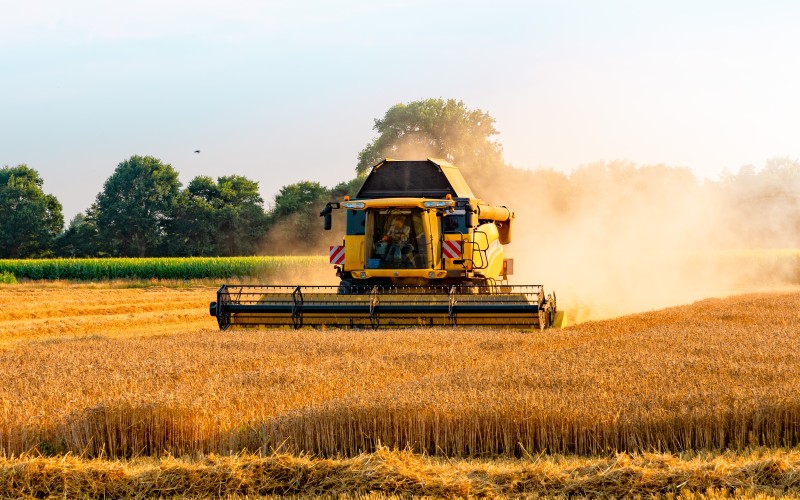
0, 256, 327, 281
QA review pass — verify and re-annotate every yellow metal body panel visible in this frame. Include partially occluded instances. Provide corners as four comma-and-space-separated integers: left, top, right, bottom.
475, 203, 513, 244
347, 198, 455, 210
476, 223, 505, 279
343, 235, 363, 271
475, 204, 512, 221
427, 209, 442, 269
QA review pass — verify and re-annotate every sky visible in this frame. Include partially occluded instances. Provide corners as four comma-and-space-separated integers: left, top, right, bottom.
2, 0, 799, 221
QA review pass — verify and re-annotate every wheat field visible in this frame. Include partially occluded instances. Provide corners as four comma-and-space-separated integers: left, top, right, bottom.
1, 282, 800, 497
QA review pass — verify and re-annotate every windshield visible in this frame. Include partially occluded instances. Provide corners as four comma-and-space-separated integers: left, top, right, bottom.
365, 209, 429, 269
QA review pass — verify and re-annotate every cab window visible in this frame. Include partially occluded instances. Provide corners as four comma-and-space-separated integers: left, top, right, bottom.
366, 210, 428, 269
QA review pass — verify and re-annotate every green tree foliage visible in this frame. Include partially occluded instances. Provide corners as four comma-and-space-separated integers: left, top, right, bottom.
169, 176, 217, 256
55, 210, 101, 258
94, 155, 180, 257
261, 181, 330, 254
356, 98, 504, 176
271, 181, 328, 218
0, 165, 64, 258
329, 176, 365, 199
171, 175, 269, 256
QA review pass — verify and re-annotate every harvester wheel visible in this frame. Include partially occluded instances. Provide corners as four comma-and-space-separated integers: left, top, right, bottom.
216, 288, 232, 331
337, 279, 353, 295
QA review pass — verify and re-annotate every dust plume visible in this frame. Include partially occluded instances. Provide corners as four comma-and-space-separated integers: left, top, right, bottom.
467, 158, 800, 323
258, 207, 345, 285
385, 134, 445, 163
264, 134, 800, 321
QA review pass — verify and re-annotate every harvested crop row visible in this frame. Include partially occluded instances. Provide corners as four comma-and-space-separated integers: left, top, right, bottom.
2, 447, 800, 498
0, 285, 214, 345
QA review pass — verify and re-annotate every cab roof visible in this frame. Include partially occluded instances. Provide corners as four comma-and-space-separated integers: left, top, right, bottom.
356, 158, 475, 199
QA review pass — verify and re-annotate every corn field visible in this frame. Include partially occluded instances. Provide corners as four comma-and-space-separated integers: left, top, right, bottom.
0, 256, 326, 281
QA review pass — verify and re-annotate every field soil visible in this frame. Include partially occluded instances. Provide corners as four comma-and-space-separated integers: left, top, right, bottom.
1, 283, 800, 497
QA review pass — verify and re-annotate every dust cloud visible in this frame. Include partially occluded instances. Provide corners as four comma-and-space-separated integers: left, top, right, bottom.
467, 158, 800, 323
268, 129, 800, 321
386, 137, 447, 164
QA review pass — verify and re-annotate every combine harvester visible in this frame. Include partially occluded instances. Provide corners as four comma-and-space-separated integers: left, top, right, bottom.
210, 159, 559, 329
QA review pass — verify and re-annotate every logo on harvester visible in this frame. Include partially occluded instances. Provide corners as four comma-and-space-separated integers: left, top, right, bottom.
442, 240, 462, 259
329, 245, 345, 265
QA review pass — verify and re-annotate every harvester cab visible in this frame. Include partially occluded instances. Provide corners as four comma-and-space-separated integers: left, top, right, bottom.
323, 159, 514, 288
210, 159, 558, 330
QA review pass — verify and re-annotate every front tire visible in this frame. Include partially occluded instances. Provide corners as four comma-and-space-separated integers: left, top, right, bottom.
337, 279, 353, 295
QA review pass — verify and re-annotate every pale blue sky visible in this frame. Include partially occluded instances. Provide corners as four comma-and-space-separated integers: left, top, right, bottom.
2, 0, 799, 220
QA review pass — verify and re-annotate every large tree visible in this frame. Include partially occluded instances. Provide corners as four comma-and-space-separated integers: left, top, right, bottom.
356, 98, 504, 176
94, 155, 180, 257
0, 165, 63, 258
171, 175, 269, 256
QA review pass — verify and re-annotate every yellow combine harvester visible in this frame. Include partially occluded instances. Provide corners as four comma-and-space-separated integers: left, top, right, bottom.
210, 159, 558, 329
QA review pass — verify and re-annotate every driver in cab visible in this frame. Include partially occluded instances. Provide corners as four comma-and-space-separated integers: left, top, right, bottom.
382, 215, 413, 264
383, 216, 410, 245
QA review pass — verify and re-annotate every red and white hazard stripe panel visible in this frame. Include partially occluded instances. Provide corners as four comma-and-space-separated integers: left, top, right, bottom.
329, 245, 345, 265
442, 240, 462, 259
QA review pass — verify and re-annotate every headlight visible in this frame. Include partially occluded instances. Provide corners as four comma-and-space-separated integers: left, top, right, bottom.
423, 200, 455, 208
341, 201, 366, 209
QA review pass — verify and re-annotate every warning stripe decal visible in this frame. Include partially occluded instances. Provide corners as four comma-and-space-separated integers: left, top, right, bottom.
329, 245, 345, 265
442, 240, 462, 259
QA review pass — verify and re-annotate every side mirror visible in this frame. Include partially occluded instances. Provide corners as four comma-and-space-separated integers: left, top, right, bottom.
320, 203, 334, 230
464, 203, 477, 227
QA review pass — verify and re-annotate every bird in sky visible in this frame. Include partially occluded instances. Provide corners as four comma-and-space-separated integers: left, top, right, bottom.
194, 150, 200, 154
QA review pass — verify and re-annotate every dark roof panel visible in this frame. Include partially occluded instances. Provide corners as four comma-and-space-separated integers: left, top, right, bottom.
356, 159, 473, 199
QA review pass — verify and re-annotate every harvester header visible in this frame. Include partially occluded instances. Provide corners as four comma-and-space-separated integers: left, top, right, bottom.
211, 158, 558, 330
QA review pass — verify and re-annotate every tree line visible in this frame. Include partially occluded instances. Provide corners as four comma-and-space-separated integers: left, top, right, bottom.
0, 156, 364, 259
3, 98, 800, 259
